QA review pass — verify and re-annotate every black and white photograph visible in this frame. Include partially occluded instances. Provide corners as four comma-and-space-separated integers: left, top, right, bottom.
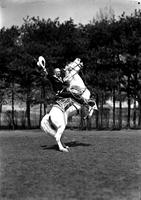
0, 0, 141, 199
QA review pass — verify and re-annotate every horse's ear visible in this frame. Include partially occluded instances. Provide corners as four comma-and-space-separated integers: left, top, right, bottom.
74, 58, 81, 63
80, 62, 83, 67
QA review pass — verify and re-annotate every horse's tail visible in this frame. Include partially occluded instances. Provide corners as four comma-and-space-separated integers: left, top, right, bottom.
41, 114, 56, 137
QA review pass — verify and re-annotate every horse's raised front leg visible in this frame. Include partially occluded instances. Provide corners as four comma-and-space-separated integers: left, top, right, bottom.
55, 126, 69, 152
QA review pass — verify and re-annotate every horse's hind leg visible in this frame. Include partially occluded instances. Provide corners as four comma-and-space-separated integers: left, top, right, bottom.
55, 126, 69, 152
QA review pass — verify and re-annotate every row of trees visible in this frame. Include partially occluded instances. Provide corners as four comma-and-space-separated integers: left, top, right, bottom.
0, 9, 141, 129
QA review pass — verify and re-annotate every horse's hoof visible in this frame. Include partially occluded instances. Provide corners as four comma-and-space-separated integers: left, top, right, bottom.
60, 147, 69, 152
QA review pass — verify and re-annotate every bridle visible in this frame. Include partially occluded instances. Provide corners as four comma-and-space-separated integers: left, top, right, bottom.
64, 60, 83, 81
63, 59, 87, 99
65, 60, 83, 71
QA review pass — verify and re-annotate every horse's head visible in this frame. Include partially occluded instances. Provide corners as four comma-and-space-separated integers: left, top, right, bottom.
64, 58, 83, 73
63, 58, 84, 84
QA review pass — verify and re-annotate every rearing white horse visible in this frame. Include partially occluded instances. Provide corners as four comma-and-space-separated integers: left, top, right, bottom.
63, 58, 91, 104
38, 56, 97, 152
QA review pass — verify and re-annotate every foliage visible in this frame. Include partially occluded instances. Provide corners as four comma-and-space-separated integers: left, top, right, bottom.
1, 9, 141, 128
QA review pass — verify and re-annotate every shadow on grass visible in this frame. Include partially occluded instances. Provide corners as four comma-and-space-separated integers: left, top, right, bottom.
41, 141, 91, 151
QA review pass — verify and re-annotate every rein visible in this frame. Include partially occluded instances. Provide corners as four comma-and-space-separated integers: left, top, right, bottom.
64, 62, 83, 81
69, 86, 87, 99
69, 61, 83, 71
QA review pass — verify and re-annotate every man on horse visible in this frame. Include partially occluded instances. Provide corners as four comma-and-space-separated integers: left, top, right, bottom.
37, 56, 88, 105
37, 56, 97, 110
38, 57, 97, 152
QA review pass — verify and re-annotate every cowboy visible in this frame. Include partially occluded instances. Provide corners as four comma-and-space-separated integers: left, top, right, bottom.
47, 68, 64, 94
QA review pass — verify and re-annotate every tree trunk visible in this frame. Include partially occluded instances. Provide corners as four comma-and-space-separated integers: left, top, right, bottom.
112, 88, 116, 129
0, 103, 2, 128
11, 81, 15, 130
26, 87, 31, 128
138, 99, 141, 128
39, 86, 43, 126
79, 105, 86, 130
100, 93, 104, 129
127, 76, 131, 128
127, 95, 131, 128
42, 85, 46, 115
39, 102, 42, 127
133, 97, 137, 128
118, 88, 122, 129
86, 116, 91, 130
96, 94, 99, 129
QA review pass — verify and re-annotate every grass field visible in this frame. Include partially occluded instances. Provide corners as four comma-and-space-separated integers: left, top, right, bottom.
0, 129, 141, 200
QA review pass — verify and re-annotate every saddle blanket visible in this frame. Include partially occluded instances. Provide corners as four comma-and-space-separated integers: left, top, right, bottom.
55, 98, 75, 112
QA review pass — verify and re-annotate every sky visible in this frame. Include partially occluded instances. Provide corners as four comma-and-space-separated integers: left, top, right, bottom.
0, 0, 141, 28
